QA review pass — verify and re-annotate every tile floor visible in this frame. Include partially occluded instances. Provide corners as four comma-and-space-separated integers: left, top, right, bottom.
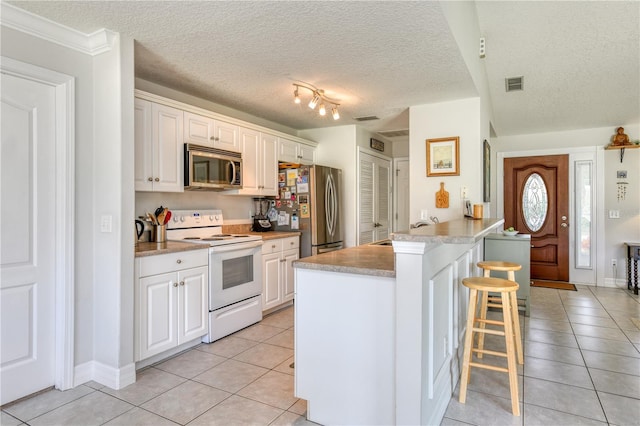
2, 285, 639, 425
443, 285, 640, 426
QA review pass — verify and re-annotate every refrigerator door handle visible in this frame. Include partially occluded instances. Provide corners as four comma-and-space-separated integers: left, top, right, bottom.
325, 173, 337, 237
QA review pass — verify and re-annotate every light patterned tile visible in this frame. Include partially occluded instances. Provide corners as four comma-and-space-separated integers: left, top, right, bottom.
523, 377, 605, 421
582, 350, 640, 376
288, 398, 307, 415
259, 306, 294, 329
589, 368, 640, 399
101, 367, 186, 405
188, 395, 282, 426
195, 336, 257, 358
524, 340, 584, 366
270, 410, 318, 426
264, 329, 294, 349
141, 381, 230, 425
0, 411, 23, 426
237, 371, 297, 410
154, 349, 226, 379
3, 385, 94, 421
576, 335, 640, 358
28, 391, 133, 426
233, 343, 293, 369
524, 357, 593, 389
103, 407, 179, 425
523, 403, 606, 425
274, 356, 296, 376
445, 388, 522, 424
597, 391, 640, 426
234, 323, 284, 342
192, 359, 269, 393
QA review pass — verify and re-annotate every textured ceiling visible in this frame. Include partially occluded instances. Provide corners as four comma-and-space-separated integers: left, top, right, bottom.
6, 1, 640, 140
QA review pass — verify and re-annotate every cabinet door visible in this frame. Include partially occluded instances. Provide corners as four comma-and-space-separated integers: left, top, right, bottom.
262, 252, 282, 311
137, 272, 177, 360
298, 143, 316, 164
261, 133, 278, 196
278, 138, 299, 163
282, 249, 298, 302
184, 112, 214, 147
134, 98, 154, 191
213, 120, 240, 152
152, 103, 184, 192
177, 266, 208, 344
239, 127, 261, 193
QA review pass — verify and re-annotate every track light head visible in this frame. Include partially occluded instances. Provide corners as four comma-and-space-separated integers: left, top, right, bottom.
294, 88, 301, 104
319, 103, 326, 116
331, 106, 340, 120
308, 93, 320, 110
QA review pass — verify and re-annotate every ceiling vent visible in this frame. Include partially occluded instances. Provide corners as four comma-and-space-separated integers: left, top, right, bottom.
505, 76, 524, 92
354, 115, 380, 122
378, 129, 409, 138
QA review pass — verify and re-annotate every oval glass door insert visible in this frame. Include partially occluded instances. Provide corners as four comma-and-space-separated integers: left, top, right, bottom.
523, 173, 548, 232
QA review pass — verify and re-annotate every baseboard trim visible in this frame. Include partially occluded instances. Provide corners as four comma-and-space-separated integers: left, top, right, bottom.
74, 361, 136, 390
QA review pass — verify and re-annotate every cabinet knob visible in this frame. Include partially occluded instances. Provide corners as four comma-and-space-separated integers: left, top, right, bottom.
179, 281, 185, 286
173, 282, 178, 287
154, 177, 160, 182
272, 244, 277, 249
176, 259, 182, 264
290, 241, 294, 245
148, 177, 153, 182
280, 258, 286, 263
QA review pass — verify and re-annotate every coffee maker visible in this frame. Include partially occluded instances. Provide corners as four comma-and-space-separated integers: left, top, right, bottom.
252, 198, 272, 232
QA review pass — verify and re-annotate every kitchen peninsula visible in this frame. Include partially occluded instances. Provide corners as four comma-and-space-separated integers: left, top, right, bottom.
293, 218, 504, 425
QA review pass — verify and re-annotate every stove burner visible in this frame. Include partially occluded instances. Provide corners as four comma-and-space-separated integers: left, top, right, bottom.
183, 237, 201, 240
217, 234, 232, 237
233, 235, 249, 237
202, 237, 225, 241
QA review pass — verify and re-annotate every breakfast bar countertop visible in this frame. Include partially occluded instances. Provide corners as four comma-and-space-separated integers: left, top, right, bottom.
293, 245, 395, 278
392, 218, 504, 244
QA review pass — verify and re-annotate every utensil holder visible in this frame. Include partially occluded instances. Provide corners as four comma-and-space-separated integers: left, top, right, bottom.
153, 224, 167, 243
473, 204, 484, 219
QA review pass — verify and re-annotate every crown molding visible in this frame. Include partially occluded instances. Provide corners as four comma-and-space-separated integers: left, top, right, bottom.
1, 2, 115, 56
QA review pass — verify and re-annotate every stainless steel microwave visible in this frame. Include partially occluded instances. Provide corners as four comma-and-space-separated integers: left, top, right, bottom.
184, 143, 242, 190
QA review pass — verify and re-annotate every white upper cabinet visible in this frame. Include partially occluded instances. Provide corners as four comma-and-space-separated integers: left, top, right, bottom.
183, 111, 239, 152
278, 137, 316, 164
231, 128, 277, 196
135, 99, 184, 192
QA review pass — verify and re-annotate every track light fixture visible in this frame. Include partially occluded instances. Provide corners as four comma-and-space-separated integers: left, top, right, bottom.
292, 82, 341, 120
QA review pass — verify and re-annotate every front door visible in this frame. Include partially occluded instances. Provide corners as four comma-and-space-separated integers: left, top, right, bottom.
504, 155, 569, 281
1, 72, 57, 404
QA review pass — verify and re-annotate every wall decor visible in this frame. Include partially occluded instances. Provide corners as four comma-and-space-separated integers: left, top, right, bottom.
483, 139, 491, 202
426, 136, 460, 176
370, 138, 385, 152
617, 170, 627, 179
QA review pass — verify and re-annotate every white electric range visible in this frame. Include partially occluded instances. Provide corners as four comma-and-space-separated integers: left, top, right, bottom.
167, 209, 263, 343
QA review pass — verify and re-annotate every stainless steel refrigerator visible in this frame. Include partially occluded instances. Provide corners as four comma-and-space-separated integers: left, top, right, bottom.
274, 165, 343, 258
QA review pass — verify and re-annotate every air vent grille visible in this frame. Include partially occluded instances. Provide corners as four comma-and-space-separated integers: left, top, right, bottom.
378, 129, 409, 137
354, 115, 380, 122
505, 76, 524, 92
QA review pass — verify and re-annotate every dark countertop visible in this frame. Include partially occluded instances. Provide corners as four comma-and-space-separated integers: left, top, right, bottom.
392, 218, 504, 244
293, 245, 395, 278
134, 241, 208, 258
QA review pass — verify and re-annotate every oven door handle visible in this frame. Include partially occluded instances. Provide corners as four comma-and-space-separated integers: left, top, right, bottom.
209, 240, 263, 253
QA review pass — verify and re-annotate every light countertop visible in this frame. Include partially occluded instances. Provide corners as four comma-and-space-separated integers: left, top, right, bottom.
293, 245, 395, 278
134, 241, 208, 257
392, 218, 504, 244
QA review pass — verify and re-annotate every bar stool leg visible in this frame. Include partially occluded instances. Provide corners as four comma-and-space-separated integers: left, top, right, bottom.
476, 270, 491, 358
459, 288, 478, 404
501, 291, 520, 416
510, 289, 524, 364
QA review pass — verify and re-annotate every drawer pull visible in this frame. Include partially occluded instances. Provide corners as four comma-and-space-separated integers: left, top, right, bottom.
173, 282, 178, 287
179, 281, 185, 286
176, 259, 182, 264
272, 244, 277, 249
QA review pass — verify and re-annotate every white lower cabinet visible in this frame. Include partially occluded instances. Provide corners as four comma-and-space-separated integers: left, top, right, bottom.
262, 236, 299, 312
135, 249, 208, 361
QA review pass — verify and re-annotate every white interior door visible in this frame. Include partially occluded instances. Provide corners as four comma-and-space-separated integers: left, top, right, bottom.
1, 73, 57, 404
358, 150, 392, 245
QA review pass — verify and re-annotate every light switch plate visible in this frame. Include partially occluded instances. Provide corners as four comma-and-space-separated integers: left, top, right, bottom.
101, 215, 112, 232
608, 210, 620, 219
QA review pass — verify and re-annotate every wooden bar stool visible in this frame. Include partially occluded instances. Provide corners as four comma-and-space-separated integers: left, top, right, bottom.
476, 261, 523, 365
459, 276, 520, 416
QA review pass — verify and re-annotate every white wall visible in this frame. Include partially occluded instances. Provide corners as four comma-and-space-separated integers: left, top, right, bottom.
493, 124, 640, 285
409, 98, 482, 224
299, 125, 358, 247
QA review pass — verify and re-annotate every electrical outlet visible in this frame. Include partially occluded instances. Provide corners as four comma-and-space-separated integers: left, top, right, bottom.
611, 259, 617, 268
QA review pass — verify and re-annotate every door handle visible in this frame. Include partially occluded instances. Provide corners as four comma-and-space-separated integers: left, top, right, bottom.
561, 223, 568, 228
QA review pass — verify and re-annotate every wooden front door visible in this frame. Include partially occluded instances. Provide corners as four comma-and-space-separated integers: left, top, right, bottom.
504, 155, 569, 281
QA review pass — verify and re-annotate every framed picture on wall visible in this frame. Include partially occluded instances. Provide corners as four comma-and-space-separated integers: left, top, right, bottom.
483, 140, 491, 202
426, 136, 460, 176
